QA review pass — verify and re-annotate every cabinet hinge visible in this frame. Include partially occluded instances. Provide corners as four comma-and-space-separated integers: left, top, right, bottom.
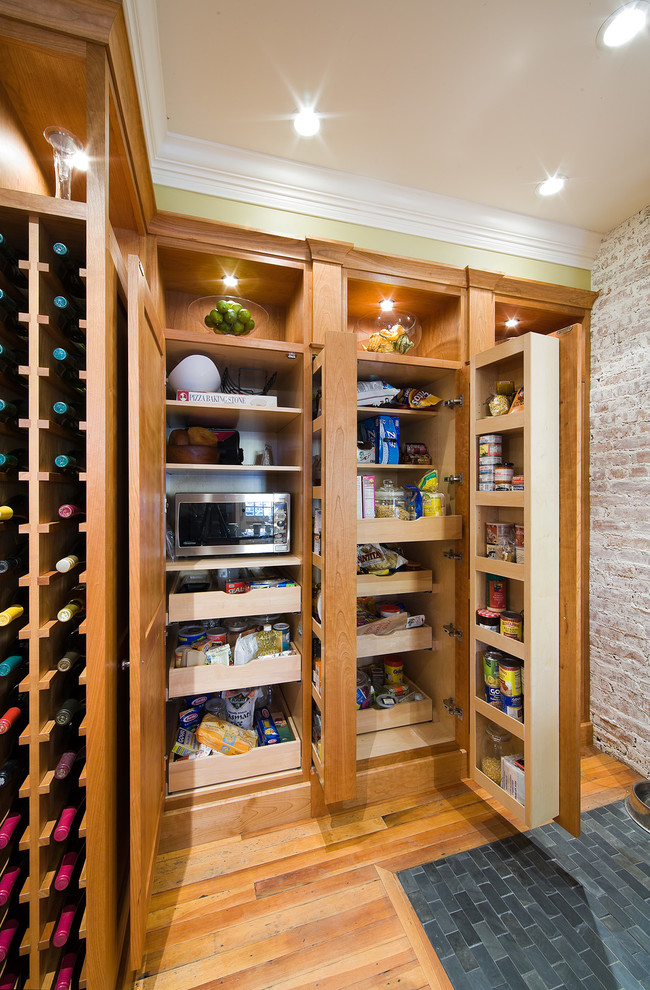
443, 395, 463, 408
443, 622, 463, 641
443, 697, 464, 720
444, 473, 463, 485
443, 549, 463, 561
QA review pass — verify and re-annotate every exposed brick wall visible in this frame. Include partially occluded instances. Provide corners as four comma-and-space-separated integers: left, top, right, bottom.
590, 205, 650, 777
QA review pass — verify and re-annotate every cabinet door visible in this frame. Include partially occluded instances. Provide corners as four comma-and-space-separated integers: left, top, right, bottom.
127, 255, 167, 967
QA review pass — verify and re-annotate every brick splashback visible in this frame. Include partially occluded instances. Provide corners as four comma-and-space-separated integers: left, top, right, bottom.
590, 206, 650, 777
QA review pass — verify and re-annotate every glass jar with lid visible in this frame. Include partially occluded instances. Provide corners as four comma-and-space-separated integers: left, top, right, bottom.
481, 723, 511, 785
375, 480, 410, 520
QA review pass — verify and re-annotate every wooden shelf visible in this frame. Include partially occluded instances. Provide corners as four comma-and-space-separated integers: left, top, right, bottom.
166, 554, 301, 572
357, 514, 461, 543
167, 647, 302, 698
166, 462, 301, 474
167, 580, 301, 623
166, 399, 301, 431
356, 569, 434, 596
356, 623, 433, 659
356, 679, 433, 735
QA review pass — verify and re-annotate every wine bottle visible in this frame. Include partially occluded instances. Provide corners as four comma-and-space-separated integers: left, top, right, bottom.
52, 243, 86, 299
0, 233, 28, 289
52, 896, 84, 948
57, 585, 86, 623
0, 591, 27, 628
0, 853, 27, 906
53, 798, 85, 842
0, 398, 26, 427
54, 849, 82, 891
0, 448, 27, 473
0, 543, 28, 575
54, 450, 84, 475
55, 949, 81, 990
52, 347, 85, 393
54, 745, 85, 781
0, 652, 27, 678
0, 289, 27, 342
0, 812, 22, 850
0, 688, 28, 734
0, 917, 19, 962
55, 548, 85, 574
54, 696, 85, 727
0, 495, 28, 523
52, 400, 83, 432
57, 502, 85, 520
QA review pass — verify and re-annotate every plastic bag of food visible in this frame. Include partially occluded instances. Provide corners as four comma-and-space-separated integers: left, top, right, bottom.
391, 388, 441, 409
356, 544, 408, 573
195, 714, 258, 755
224, 687, 262, 728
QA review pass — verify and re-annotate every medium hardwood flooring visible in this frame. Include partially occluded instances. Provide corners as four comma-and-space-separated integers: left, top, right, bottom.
128, 748, 642, 990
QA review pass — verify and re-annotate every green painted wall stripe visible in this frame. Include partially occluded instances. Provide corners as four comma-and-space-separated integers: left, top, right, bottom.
154, 184, 592, 291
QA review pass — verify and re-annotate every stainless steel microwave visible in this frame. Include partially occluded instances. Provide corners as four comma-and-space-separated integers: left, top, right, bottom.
173, 492, 290, 557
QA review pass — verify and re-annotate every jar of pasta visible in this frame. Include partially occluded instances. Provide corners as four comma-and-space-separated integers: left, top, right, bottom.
375, 480, 409, 519
481, 723, 511, 786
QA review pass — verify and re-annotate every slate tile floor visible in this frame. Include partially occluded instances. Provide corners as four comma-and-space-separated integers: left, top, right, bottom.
399, 801, 650, 989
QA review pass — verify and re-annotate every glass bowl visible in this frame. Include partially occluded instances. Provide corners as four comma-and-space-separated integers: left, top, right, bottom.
188, 296, 267, 337
355, 311, 421, 355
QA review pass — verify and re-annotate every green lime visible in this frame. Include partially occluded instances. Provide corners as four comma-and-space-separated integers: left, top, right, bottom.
238, 308, 251, 322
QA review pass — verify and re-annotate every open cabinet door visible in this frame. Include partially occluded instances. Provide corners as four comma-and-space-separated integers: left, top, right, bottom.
552, 324, 583, 836
127, 255, 167, 968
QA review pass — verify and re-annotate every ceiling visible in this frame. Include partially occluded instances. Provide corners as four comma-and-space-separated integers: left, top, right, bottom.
125, 0, 650, 268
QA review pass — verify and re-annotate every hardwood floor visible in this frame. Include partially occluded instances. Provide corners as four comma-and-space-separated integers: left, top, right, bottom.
127, 748, 642, 990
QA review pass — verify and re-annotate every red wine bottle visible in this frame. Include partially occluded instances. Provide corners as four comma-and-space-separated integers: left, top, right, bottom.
53, 799, 85, 843
0, 812, 23, 850
0, 854, 27, 906
54, 849, 82, 891
57, 502, 85, 520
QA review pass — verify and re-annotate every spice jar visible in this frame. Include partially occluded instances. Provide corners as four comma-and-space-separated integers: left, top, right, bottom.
481, 723, 511, 786
375, 480, 410, 520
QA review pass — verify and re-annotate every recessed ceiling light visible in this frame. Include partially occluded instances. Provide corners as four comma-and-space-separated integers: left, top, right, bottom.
379, 299, 394, 312
505, 318, 520, 329
598, 2, 648, 47
537, 174, 566, 197
223, 275, 239, 288
293, 107, 320, 137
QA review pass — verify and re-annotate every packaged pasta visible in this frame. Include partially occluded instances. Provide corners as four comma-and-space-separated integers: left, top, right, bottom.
195, 714, 258, 755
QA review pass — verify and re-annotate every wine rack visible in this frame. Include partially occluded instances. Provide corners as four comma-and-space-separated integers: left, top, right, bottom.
1, 204, 87, 987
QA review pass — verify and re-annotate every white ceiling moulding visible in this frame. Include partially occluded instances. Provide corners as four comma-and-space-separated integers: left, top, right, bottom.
152, 133, 602, 269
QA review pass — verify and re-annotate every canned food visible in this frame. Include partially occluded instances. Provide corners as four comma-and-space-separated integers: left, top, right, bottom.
383, 654, 403, 685
476, 608, 500, 631
500, 611, 523, 641
487, 574, 507, 612
499, 661, 522, 696
485, 684, 501, 707
483, 649, 502, 686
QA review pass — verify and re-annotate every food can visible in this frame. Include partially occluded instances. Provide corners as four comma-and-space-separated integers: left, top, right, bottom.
482, 649, 502, 687
485, 684, 501, 707
478, 434, 502, 463
500, 694, 523, 721
499, 661, 522, 697
476, 608, 500, 631
273, 622, 291, 650
500, 611, 523, 641
487, 574, 507, 612
177, 623, 205, 645
383, 654, 403, 685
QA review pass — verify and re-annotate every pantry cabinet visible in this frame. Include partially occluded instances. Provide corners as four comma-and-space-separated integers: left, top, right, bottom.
0, 2, 599, 984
